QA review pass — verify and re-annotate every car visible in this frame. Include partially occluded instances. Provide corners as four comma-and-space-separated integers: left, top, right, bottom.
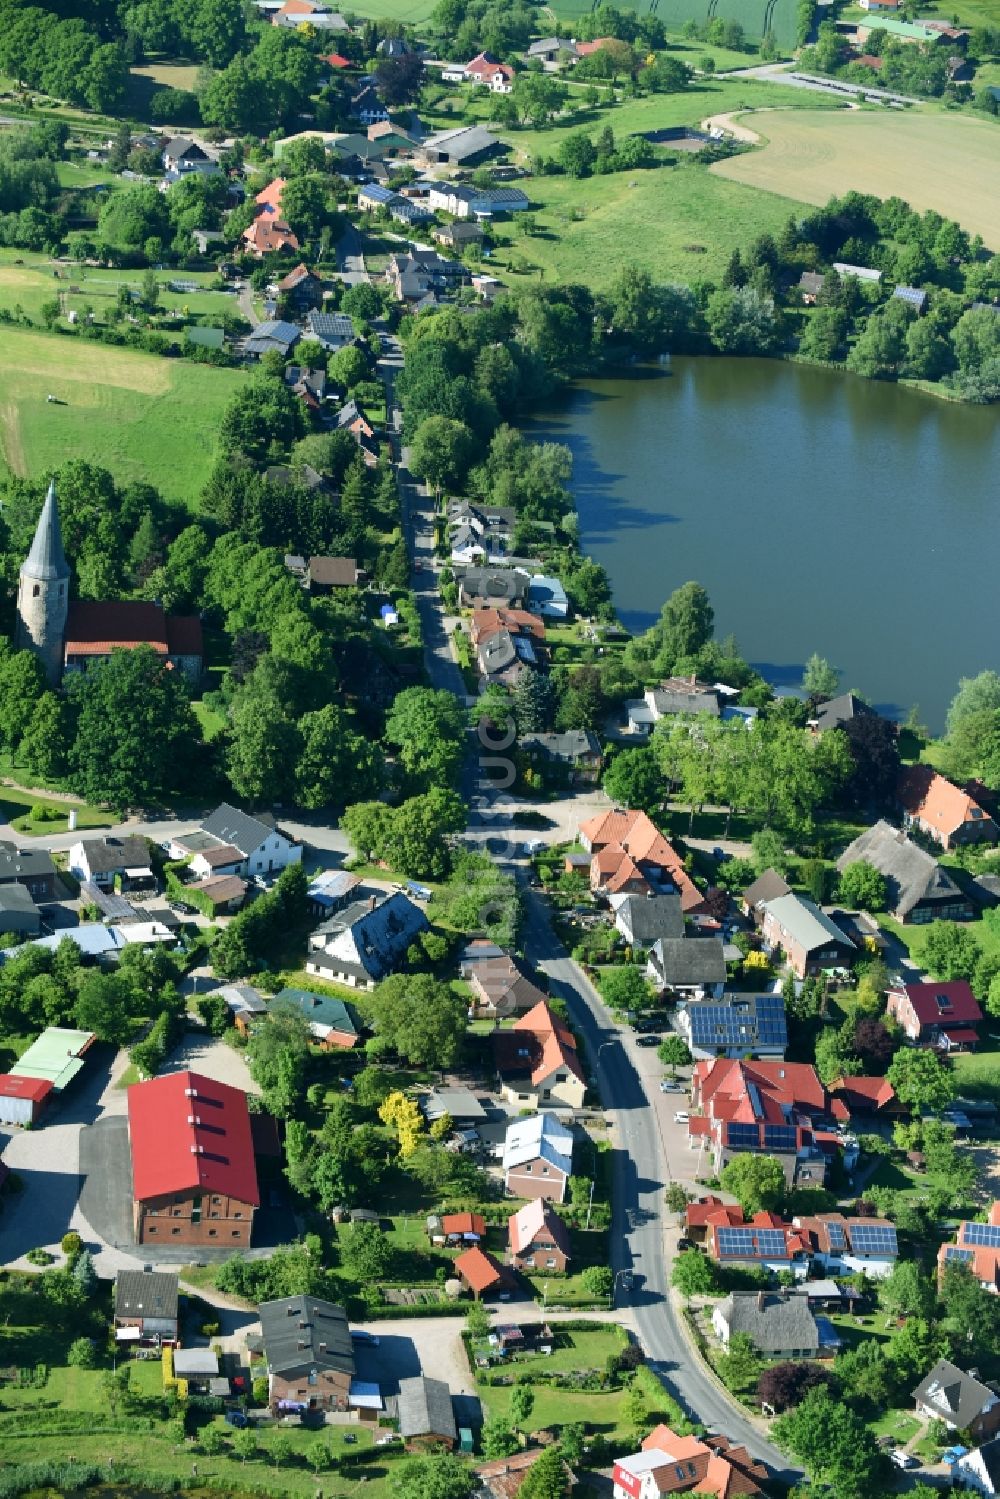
413, 558, 423, 572
225, 1410, 252, 1429
635, 1017, 661, 1033
673, 1110, 690, 1123
351, 1330, 380, 1346
618, 1270, 633, 1292
677, 1237, 694, 1251
636, 1035, 660, 1047
890, 1451, 917, 1470
659, 1079, 681, 1092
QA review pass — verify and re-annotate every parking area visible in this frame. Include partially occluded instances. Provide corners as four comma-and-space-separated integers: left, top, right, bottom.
350, 1318, 479, 1400
157, 1033, 260, 1094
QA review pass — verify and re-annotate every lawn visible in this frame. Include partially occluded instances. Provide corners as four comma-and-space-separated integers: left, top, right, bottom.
0, 780, 110, 836
712, 108, 1000, 248
477, 1361, 671, 1440
950, 1038, 1000, 1102
0, 326, 244, 504
0, 252, 242, 323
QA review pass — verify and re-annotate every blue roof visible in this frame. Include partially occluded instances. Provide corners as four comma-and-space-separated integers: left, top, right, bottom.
360, 183, 397, 205
31, 923, 124, 958
686, 993, 787, 1051
528, 576, 568, 603
893, 285, 927, 307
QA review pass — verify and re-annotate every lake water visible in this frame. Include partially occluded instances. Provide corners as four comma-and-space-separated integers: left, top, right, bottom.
534, 357, 1000, 732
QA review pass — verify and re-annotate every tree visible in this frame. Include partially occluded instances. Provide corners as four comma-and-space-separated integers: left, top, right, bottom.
802, 654, 839, 697
295, 704, 382, 809
371, 975, 467, 1068
379, 1089, 426, 1158
757, 1361, 832, 1413
396, 1454, 474, 1499
720, 1154, 785, 1216
375, 51, 425, 104
519, 1447, 568, 1499
837, 860, 887, 912
514, 671, 559, 732
879, 1258, 934, 1320
558, 131, 597, 177
409, 416, 475, 495
920, 920, 980, 981
340, 1220, 393, 1280
887, 1047, 955, 1111
814, 1026, 859, 1086
385, 687, 467, 790
582, 1265, 613, 1298
665, 1183, 690, 1215
799, 306, 848, 362
671, 1248, 716, 1297
19, 690, 72, 780
852, 1016, 895, 1071
657, 1035, 692, 1071
773, 1386, 882, 1499
602, 747, 662, 812
706, 287, 781, 355
67, 1336, 96, 1368
842, 712, 901, 809
718, 1331, 762, 1394
601, 966, 650, 1013
233, 1427, 258, 1465
481, 1417, 520, 1459
74, 971, 140, 1046
509, 1383, 535, 1432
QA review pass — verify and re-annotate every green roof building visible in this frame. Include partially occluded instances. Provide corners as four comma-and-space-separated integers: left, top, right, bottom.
272, 987, 360, 1049
14, 1027, 96, 1091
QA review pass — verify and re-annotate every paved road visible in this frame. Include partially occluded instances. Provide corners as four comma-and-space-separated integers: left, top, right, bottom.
337, 223, 369, 285
718, 61, 923, 105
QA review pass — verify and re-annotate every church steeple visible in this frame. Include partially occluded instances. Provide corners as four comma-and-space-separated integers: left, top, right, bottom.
16, 479, 70, 685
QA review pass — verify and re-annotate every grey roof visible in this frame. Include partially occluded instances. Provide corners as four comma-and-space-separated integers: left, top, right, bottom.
968, 1437, 1000, 1486
717, 1292, 819, 1353
743, 868, 791, 909
23, 480, 69, 582
163, 137, 208, 161
836, 819, 963, 920
648, 936, 727, 986
811, 692, 875, 733
422, 1088, 487, 1123
913, 1358, 996, 1428
202, 802, 275, 857
307, 310, 355, 341
312, 891, 429, 981
245, 320, 301, 352
527, 36, 576, 53
519, 730, 601, 764
210, 982, 268, 1016
422, 125, 500, 161
0, 883, 40, 914
77, 835, 151, 875
459, 567, 529, 605
115, 1269, 178, 1321
894, 285, 928, 309
259, 1296, 354, 1377
0, 841, 56, 883
613, 893, 684, 944
648, 685, 720, 717
762, 893, 856, 956
397, 1375, 457, 1441
173, 1349, 219, 1376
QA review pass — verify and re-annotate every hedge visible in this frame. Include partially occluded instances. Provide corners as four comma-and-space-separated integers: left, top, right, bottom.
347, 1298, 467, 1321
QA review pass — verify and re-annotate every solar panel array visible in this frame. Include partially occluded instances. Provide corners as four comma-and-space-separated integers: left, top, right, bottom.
944, 1246, 975, 1263
725, 1123, 762, 1149
763, 1124, 798, 1151
716, 1227, 790, 1257
824, 1221, 847, 1250
849, 1224, 898, 1256
962, 1222, 1000, 1248
687, 994, 787, 1051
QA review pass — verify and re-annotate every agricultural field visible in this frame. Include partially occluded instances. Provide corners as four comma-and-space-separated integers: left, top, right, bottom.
0, 327, 244, 504
546, 0, 801, 47
711, 109, 1000, 248
0, 253, 240, 323
126, 59, 203, 119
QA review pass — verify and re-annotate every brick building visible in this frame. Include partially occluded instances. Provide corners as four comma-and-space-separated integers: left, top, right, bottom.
259, 1295, 354, 1412
127, 1070, 259, 1246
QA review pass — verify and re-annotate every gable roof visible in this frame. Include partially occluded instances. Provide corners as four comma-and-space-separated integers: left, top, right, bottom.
273, 986, 359, 1039
76, 835, 151, 875
0, 841, 55, 882
259, 1295, 354, 1375
508, 1198, 571, 1255
467, 951, 549, 1015
913, 1358, 997, 1427
716, 1291, 819, 1352
761, 893, 856, 956
693, 1056, 828, 1119
742, 869, 791, 909
502, 1112, 574, 1172
939, 1201, 1000, 1292
65, 600, 202, 658
682, 993, 788, 1054
422, 124, 500, 160
497, 999, 586, 1088
810, 692, 875, 733
890, 978, 982, 1026
202, 802, 276, 857
127, 1069, 259, 1206
313, 891, 429, 981
309, 556, 359, 586
455, 1244, 504, 1293
836, 820, 964, 919
115, 1269, 178, 1321
648, 937, 727, 986
828, 1073, 897, 1112
397, 1375, 457, 1441
612, 893, 684, 943
899, 764, 996, 840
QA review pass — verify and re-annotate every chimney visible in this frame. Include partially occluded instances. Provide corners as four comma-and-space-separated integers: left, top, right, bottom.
757, 1291, 766, 1312
369, 895, 378, 912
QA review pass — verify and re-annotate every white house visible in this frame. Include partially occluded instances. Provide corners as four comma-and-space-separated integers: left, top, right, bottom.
161, 137, 218, 175
69, 835, 154, 891
306, 892, 428, 989
169, 803, 302, 879
954, 1438, 1000, 1496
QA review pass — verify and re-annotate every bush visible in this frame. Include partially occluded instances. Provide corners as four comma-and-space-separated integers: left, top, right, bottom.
60, 1231, 82, 1261
252, 1375, 269, 1405
26, 1248, 54, 1266
66, 1337, 96, 1369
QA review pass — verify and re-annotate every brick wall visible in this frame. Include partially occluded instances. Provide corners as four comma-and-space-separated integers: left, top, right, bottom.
135, 1189, 254, 1246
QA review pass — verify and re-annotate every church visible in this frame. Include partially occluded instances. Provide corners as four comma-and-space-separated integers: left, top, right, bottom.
15, 482, 204, 687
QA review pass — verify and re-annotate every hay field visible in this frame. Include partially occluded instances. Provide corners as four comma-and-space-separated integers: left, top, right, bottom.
711, 109, 1000, 248
0, 328, 244, 504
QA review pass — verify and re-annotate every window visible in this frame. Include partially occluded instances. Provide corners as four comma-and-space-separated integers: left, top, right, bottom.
546, 1258, 556, 1267
32, 584, 39, 597
171, 1228, 180, 1236
209, 1230, 217, 1237
234, 1211, 243, 1219
212, 1196, 221, 1205
147, 1225, 157, 1234
210, 1211, 220, 1219
232, 1230, 241, 1237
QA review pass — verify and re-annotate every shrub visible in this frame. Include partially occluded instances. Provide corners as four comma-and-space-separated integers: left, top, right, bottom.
66, 1337, 96, 1369
26, 1248, 54, 1266
60, 1231, 82, 1261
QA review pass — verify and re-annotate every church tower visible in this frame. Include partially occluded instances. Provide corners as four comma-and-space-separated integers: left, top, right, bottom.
16, 479, 70, 685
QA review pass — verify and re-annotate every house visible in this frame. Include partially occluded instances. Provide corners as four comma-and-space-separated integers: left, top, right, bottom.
613, 1426, 768, 1499
306, 870, 361, 916
276, 263, 324, 313
176, 803, 302, 879
273, 0, 349, 28
306, 309, 356, 350
245, 319, 301, 359
358, 182, 403, 214
422, 1089, 487, 1126
189, 843, 244, 879
676, 992, 788, 1061
272, 987, 360, 1048
894, 284, 929, 314
798, 271, 826, 304
793, 1213, 899, 1278
526, 37, 578, 66
495, 999, 586, 1110
647, 937, 727, 998
471, 607, 544, 647
527, 575, 569, 619
713, 1292, 831, 1359
440, 1211, 486, 1244
898, 765, 999, 849
161, 137, 216, 174
458, 567, 530, 610
741, 868, 791, 920
508, 1199, 571, 1272
612, 893, 683, 951
465, 950, 549, 1018
520, 731, 603, 784
0, 884, 41, 937
476, 623, 539, 686
465, 51, 515, 91
759, 893, 856, 978
644, 676, 723, 720
306, 892, 429, 989
352, 83, 388, 125
189, 875, 248, 914
832, 261, 882, 282
307, 556, 360, 591
689, 1057, 835, 1185
953, 1439, 1000, 1497
703, 1209, 810, 1278
827, 1073, 900, 1117
13, 1027, 94, 1092
114, 1268, 179, 1347
859, 0, 901, 9
455, 1244, 505, 1299
385, 248, 470, 302
418, 124, 504, 168
479, 1449, 576, 1499
502, 1112, 574, 1202
938, 1201, 1000, 1293
68, 835, 154, 891
886, 978, 982, 1052
434, 220, 485, 250
242, 217, 300, 256
0, 1073, 52, 1127
0, 842, 56, 902
397, 1375, 457, 1449
808, 691, 877, 734
209, 982, 268, 1034
837, 820, 973, 924
127, 1070, 259, 1246
913, 1359, 1000, 1440
580, 808, 704, 911
62, 600, 203, 682
259, 1296, 354, 1411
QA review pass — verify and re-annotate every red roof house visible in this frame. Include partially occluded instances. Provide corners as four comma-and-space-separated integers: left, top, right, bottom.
690, 1058, 835, 1185
494, 999, 586, 1108
579, 808, 704, 911
63, 601, 203, 680
441, 1211, 486, 1241
0, 1073, 53, 1126
828, 1074, 901, 1116
938, 1199, 1000, 1291
455, 1245, 505, 1298
899, 765, 999, 849
886, 979, 983, 1051
613, 1425, 768, 1497
508, 1199, 571, 1271
127, 1070, 259, 1246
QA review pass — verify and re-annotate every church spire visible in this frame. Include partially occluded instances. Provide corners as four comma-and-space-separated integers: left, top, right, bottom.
23, 480, 69, 582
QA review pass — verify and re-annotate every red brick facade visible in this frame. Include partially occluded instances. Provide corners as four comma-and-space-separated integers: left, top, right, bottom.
135, 1188, 255, 1246
505, 1158, 567, 1203
268, 1368, 352, 1411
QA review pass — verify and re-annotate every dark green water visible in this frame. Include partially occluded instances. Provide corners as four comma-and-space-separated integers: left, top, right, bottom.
534, 357, 1000, 731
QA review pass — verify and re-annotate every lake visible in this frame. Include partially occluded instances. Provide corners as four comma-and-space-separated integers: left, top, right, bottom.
535, 357, 1000, 732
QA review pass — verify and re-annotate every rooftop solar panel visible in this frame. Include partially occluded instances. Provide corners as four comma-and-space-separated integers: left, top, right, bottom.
763, 1125, 798, 1150
962, 1222, 1000, 1248
850, 1225, 898, 1254
824, 1222, 847, 1249
725, 1123, 761, 1148
944, 1246, 975, 1262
